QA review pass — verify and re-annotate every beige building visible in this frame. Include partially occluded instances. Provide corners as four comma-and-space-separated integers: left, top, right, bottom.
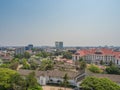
72, 48, 120, 66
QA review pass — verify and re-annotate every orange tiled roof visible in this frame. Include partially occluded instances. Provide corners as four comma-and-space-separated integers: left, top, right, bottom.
75, 48, 120, 59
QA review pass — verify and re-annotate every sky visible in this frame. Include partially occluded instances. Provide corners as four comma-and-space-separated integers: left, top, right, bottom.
0, 0, 120, 46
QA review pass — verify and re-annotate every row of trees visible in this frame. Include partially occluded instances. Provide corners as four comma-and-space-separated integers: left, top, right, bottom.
100, 60, 114, 66
35, 50, 72, 60
36, 51, 52, 58
0, 58, 38, 70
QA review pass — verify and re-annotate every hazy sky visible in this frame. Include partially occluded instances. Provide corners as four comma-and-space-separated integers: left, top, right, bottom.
0, 0, 120, 46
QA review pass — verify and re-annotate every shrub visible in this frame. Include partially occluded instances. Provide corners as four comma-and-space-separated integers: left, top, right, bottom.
88, 64, 101, 73
106, 65, 120, 75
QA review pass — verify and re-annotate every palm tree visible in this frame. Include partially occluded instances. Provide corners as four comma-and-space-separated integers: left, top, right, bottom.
62, 73, 69, 90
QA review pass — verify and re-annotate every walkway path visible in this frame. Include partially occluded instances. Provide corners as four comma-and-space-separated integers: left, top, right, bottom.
42, 86, 73, 90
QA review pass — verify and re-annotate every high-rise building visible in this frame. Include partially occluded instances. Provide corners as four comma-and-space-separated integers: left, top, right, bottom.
25, 44, 33, 50
55, 41, 63, 49
28, 44, 33, 50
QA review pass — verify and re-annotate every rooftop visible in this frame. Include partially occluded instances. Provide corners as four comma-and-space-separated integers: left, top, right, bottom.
18, 69, 84, 79
75, 48, 120, 59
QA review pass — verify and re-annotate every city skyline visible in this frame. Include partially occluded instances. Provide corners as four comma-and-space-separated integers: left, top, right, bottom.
0, 0, 120, 46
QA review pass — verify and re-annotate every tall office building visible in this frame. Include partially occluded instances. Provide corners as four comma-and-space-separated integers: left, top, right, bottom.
28, 44, 33, 50
55, 41, 63, 49
25, 44, 33, 50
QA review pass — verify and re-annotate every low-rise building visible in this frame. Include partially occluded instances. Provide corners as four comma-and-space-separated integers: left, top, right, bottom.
18, 69, 85, 87
0, 51, 13, 64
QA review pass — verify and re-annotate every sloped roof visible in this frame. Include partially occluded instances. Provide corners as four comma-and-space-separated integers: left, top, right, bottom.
18, 69, 84, 79
75, 48, 120, 60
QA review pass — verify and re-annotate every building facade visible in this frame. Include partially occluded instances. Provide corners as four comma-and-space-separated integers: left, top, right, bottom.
15, 47, 25, 55
55, 41, 63, 49
72, 48, 120, 66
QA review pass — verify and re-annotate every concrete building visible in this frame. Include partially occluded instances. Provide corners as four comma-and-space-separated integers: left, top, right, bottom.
15, 47, 25, 55
55, 41, 63, 49
72, 48, 120, 67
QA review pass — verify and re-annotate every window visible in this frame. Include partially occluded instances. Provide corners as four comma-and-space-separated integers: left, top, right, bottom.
76, 56, 77, 60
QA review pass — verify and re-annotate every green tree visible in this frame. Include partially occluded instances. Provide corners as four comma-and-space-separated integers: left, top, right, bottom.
28, 85, 42, 90
62, 73, 69, 90
100, 60, 104, 65
53, 51, 62, 56
0, 63, 10, 68
0, 68, 42, 90
26, 72, 37, 88
80, 60, 86, 70
62, 51, 72, 59
24, 52, 31, 59
75, 58, 86, 70
29, 60, 38, 70
0, 68, 19, 89
11, 58, 19, 63
10, 73, 26, 90
39, 59, 53, 71
81, 76, 120, 90
14, 54, 23, 59
26, 72, 42, 90
79, 58, 84, 62
21, 59, 30, 69
109, 60, 113, 66
36, 51, 50, 58
106, 65, 120, 75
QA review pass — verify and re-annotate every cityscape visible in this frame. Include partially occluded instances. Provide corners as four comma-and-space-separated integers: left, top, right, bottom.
0, 0, 120, 90
0, 42, 120, 90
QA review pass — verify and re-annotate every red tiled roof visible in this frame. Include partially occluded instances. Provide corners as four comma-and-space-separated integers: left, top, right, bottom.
75, 48, 120, 59
114, 52, 120, 59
